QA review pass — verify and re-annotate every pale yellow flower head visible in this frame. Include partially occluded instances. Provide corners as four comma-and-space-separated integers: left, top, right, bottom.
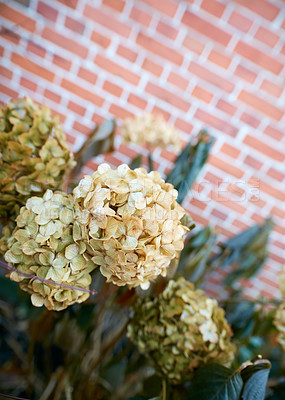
122, 113, 181, 151
128, 277, 236, 383
0, 97, 75, 226
4, 190, 96, 311
73, 164, 189, 289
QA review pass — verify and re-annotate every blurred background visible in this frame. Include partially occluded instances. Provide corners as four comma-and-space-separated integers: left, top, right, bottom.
0, 0, 284, 298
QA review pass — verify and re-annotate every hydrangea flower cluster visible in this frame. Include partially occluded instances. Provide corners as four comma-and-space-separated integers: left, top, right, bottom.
5, 190, 96, 311
0, 97, 75, 225
73, 164, 189, 289
128, 277, 236, 383
122, 113, 181, 151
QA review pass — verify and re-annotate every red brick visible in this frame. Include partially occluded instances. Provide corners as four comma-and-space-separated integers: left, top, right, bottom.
129, 6, 152, 27
267, 167, 284, 182
234, 64, 257, 84
37, 1, 58, 22
264, 125, 283, 141
240, 112, 260, 128
210, 191, 247, 214
141, 0, 178, 17
68, 101, 86, 116
233, 219, 250, 230
275, 225, 285, 236
244, 155, 262, 170
271, 206, 285, 219
157, 21, 178, 40
167, 72, 188, 90
254, 27, 279, 47
84, 5, 131, 38
251, 180, 285, 201
260, 80, 283, 98
192, 86, 213, 103
151, 106, 171, 121
233, 0, 280, 22
238, 90, 283, 121
188, 211, 209, 226
228, 11, 253, 32
78, 68, 97, 84
216, 99, 237, 116
248, 196, 266, 208
220, 143, 240, 158
20, 77, 37, 91
182, 11, 231, 46
61, 79, 104, 106
208, 154, 244, 178
146, 82, 190, 112
44, 89, 61, 104
0, 28, 20, 45
174, 119, 193, 134
281, 44, 285, 56
211, 208, 227, 221
142, 58, 163, 77
201, 0, 225, 17
55, 0, 77, 8
12, 53, 55, 81
73, 121, 90, 135
0, 46, 4, 57
127, 94, 147, 110
109, 104, 133, 119
95, 54, 140, 85
0, 83, 17, 99
244, 135, 284, 162
52, 55, 71, 71
0, 66, 12, 80
117, 45, 137, 62
235, 41, 283, 74
119, 144, 138, 159
190, 198, 207, 210
90, 31, 111, 49
103, 81, 123, 97
27, 41, 46, 57
208, 50, 231, 69
42, 28, 88, 58
273, 240, 285, 250
183, 35, 205, 55
189, 61, 234, 93
227, 183, 245, 197
102, 0, 125, 12
1, 3, 36, 32
195, 108, 238, 137
137, 32, 183, 65
204, 172, 222, 186
282, 19, 285, 30
65, 16, 85, 34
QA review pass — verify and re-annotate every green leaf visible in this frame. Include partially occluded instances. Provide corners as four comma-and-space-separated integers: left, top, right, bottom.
177, 227, 217, 285
71, 119, 116, 178
166, 130, 214, 204
130, 154, 142, 169
241, 360, 271, 400
186, 364, 243, 400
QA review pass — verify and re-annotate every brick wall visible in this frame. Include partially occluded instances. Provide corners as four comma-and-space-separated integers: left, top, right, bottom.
0, 0, 284, 298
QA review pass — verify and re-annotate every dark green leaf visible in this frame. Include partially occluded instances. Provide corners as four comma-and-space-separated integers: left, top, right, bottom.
166, 130, 214, 204
241, 360, 271, 400
130, 154, 142, 169
186, 364, 243, 400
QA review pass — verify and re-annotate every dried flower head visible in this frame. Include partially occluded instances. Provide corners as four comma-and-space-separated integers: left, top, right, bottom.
0, 97, 75, 225
128, 277, 236, 383
4, 190, 96, 311
122, 113, 181, 151
73, 164, 189, 289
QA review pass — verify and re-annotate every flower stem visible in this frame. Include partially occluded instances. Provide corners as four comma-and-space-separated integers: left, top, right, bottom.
148, 150, 153, 172
162, 379, 167, 400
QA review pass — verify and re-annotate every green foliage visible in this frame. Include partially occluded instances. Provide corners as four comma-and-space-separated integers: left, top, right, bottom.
177, 227, 217, 285
130, 154, 142, 169
166, 130, 214, 203
241, 361, 271, 400
212, 218, 274, 285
